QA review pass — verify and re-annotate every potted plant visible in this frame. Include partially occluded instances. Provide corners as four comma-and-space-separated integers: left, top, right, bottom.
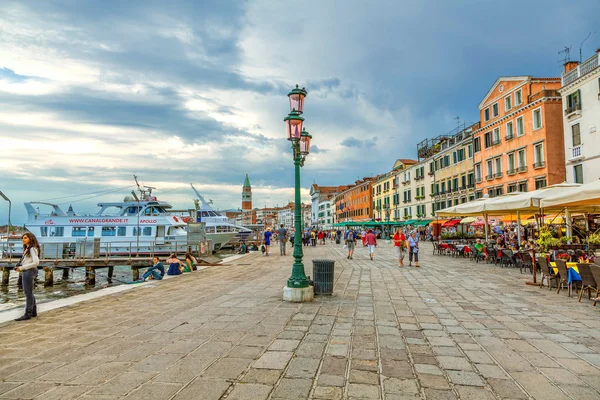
536, 226, 561, 253
586, 232, 600, 250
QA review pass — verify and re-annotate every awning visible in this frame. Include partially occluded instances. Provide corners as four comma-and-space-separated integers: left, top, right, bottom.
460, 217, 476, 224
413, 219, 433, 226
442, 219, 461, 227
431, 219, 446, 225
404, 219, 417, 225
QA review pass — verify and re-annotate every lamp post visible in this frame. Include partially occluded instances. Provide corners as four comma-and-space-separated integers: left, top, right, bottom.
0, 191, 12, 240
283, 85, 314, 302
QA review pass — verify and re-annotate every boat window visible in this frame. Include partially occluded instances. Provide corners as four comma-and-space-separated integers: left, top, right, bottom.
117, 226, 126, 236
72, 227, 86, 237
143, 227, 152, 236
102, 227, 117, 237
144, 207, 152, 216
152, 207, 165, 214
201, 211, 209, 217
124, 206, 140, 216
49, 227, 64, 237
40, 227, 48, 237
87, 227, 95, 237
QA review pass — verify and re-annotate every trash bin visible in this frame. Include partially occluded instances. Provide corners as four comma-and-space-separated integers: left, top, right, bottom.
312, 259, 335, 295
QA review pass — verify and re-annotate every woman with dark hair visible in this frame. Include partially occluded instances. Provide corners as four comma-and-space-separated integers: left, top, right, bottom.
15, 232, 40, 321
166, 254, 184, 275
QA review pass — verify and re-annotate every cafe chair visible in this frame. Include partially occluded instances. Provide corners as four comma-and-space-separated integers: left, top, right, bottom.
575, 263, 597, 302
538, 257, 559, 290
554, 259, 571, 296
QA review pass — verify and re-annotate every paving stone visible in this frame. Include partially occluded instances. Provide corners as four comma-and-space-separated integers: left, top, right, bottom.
0, 382, 21, 396
423, 388, 458, 399
317, 373, 346, 387
511, 372, 570, 400
253, 351, 293, 370
436, 356, 473, 371
286, 357, 320, 379
268, 339, 300, 351
271, 378, 312, 399
37, 384, 92, 400
350, 369, 380, 385
486, 378, 528, 399
418, 374, 450, 389
321, 356, 347, 375
463, 350, 494, 364
88, 372, 157, 396
0, 382, 56, 399
382, 360, 413, 379
227, 383, 272, 400
154, 357, 214, 383
454, 385, 496, 400
313, 386, 343, 399
384, 377, 419, 395
131, 353, 183, 373
347, 383, 381, 399
446, 370, 485, 387
123, 382, 182, 400
68, 362, 133, 385
415, 363, 443, 376
475, 363, 508, 379
561, 384, 600, 400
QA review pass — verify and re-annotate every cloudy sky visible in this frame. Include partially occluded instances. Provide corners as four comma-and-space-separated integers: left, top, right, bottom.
1, 0, 599, 223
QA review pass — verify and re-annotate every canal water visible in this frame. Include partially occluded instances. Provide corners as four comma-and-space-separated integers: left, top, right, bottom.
0, 250, 237, 312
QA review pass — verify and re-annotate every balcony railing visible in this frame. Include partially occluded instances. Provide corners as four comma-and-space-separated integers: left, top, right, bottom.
565, 103, 581, 116
528, 89, 560, 102
570, 145, 583, 160
533, 161, 546, 169
475, 177, 482, 183
518, 165, 527, 173
562, 53, 600, 86
486, 174, 494, 181
492, 139, 501, 146
505, 134, 514, 141
507, 168, 516, 176
494, 172, 503, 178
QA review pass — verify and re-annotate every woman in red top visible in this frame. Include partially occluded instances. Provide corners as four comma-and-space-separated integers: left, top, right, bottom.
317, 231, 325, 244
392, 228, 406, 267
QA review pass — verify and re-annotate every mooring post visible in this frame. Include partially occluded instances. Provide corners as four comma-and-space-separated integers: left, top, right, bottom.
107, 266, 114, 284
85, 265, 95, 286
1, 267, 9, 285
43, 267, 54, 287
132, 267, 139, 281
62, 267, 69, 280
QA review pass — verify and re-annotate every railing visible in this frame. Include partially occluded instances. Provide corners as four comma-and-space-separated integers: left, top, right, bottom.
564, 103, 581, 116
528, 89, 560, 102
486, 174, 494, 181
492, 139, 501, 146
505, 134, 514, 141
518, 165, 527, 173
570, 145, 583, 160
475, 177, 482, 183
533, 161, 546, 169
562, 53, 600, 86
494, 172, 503, 178
507, 168, 516, 176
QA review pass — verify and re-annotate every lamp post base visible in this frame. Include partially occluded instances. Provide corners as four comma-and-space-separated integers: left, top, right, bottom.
283, 285, 314, 303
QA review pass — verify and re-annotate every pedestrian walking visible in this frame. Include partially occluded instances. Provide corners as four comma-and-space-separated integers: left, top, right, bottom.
392, 228, 406, 267
408, 231, 420, 267
278, 224, 287, 255
365, 229, 377, 260
14, 232, 40, 321
264, 228, 272, 256
346, 229, 356, 259
361, 229, 367, 247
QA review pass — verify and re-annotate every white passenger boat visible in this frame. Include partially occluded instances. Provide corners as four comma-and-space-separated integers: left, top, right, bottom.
21, 184, 237, 257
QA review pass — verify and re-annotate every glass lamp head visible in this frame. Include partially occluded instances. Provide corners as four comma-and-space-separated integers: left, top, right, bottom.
284, 110, 304, 141
287, 85, 307, 113
300, 128, 312, 155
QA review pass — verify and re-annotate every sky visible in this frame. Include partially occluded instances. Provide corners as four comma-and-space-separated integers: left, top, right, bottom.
1, 0, 599, 224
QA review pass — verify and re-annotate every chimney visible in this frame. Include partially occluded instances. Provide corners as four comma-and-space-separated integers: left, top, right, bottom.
564, 61, 579, 73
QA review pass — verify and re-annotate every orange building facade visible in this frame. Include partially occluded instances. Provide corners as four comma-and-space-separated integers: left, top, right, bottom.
333, 177, 378, 223
473, 76, 565, 197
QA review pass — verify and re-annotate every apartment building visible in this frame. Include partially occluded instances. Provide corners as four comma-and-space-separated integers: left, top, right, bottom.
560, 50, 600, 183
473, 76, 565, 197
431, 124, 478, 211
398, 160, 431, 219
334, 177, 377, 223
372, 170, 396, 221
310, 184, 349, 228
383, 159, 418, 220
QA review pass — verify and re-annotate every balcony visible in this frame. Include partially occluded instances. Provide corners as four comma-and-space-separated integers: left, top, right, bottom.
528, 89, 560, 103
506, 134, 514, 141
475, 177, 482, 183
518, 165, 527, 173
486, 174, 494, 181
533, 161, 546, 169
415, 175, 424, 181
402, 181, 409, 185
570, 145, 584, 161
565, 103, 582, 118
467, 183, 475, 189
428, 172, 434, 176
507, 168, 517, 176
562, 53, 600, 86
492, 139, 501, 146
494, 172, 503, 178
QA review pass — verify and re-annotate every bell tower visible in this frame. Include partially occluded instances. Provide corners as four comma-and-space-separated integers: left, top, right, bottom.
242, 173, 252, 211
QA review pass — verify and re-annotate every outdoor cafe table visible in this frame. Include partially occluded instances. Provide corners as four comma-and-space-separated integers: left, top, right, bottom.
549, 261, 583, 284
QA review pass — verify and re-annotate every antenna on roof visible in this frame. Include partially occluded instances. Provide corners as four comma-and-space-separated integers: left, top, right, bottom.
558, 45, 571, 65
579, 32, 591, 63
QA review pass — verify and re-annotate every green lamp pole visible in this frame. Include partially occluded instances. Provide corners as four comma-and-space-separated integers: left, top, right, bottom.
284, 85, 311, 289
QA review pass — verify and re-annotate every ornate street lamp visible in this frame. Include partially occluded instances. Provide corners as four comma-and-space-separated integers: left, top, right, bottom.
283, 85, 313, 302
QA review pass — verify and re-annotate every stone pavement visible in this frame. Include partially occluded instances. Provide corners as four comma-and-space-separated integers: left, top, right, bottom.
0, 241, 599, 399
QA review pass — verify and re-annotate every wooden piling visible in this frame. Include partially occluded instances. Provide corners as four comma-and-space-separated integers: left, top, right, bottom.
1, 267, 9, 285
62, 267, 69, 280
85, 266, 95, 286
43, 266, 54, 287
132, 267, 140, 281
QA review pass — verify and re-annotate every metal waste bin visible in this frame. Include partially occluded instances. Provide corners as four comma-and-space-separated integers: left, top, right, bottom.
312, 259, 335, 295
